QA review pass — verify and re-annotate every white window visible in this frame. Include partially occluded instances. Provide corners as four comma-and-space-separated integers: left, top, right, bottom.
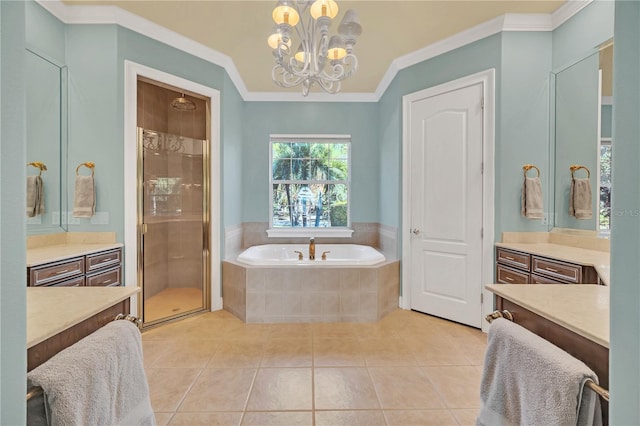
268, 135, 352, 237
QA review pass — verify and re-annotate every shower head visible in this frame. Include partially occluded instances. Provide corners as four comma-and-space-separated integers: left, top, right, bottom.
170, 94, 196, 111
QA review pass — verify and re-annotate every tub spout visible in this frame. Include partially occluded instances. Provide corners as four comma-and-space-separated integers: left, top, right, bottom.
309, 237, 315, 260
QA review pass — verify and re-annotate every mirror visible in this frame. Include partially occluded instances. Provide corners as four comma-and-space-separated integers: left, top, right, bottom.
25, 48, 68, 234
550, 41, 613, 233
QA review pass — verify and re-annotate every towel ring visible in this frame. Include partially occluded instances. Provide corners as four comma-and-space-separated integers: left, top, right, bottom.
27, 162, 47, 176
522, 164, 540, 178
76, 162, 95, 177
570, 165, 590, 179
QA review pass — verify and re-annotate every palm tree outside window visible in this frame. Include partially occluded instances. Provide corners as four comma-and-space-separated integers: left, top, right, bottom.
270, 136, 350, 229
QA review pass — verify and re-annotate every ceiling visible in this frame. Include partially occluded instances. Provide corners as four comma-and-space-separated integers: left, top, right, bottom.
62, 1, 566, 94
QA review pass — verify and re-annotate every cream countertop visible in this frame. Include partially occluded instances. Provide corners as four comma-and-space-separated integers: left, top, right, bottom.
486, 283, 609, 348
27, 286, 139, 348
495, 242, 610, 285
27, 242, 123, 267
27, 231, 122, 267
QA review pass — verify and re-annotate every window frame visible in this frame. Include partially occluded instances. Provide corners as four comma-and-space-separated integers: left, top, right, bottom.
267, 134, 354, 238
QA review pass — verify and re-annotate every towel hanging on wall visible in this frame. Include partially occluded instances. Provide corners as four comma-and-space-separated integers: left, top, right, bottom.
521, 164, 544, 219
26, 176, 45, 218
477, 318, 602, 426
73, 162, 96, 218
569, 165, 592, 220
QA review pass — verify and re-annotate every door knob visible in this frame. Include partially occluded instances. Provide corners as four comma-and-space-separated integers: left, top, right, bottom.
411, 228, 421, 235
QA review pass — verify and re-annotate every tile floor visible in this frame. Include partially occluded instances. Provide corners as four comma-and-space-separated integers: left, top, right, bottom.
142, 308, 487, 425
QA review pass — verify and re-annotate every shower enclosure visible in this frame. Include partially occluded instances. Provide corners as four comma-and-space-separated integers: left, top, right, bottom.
136, 78, 210, 326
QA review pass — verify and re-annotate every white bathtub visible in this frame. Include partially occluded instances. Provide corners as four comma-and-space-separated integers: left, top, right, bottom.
237, 244, 386, 266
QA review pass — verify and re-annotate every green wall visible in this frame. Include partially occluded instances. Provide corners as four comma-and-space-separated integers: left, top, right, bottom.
0, 2, 27, 423
242, 102, 379, 224
552, 0, 614, 69
221, 73, 245, 231
499, 31, 552, 233
610, 1, 640, 422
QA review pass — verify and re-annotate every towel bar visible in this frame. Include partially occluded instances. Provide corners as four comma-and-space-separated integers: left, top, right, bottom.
485, 309, 514, 323
26, 313, 141, 401
75, 161, 95, 176
522, 164, 540, 178
27, 162, 47, 176
570, 164, 591, 178
484, 310, 610, 402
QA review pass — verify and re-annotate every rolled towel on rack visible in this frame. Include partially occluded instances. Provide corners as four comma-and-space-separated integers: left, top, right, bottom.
27, 320, 155, 426
477, 318, 602, 426
569, 178, 592, 220
72, 175, 95, 218
26, 176, 45, 218
521, 176, 544, 219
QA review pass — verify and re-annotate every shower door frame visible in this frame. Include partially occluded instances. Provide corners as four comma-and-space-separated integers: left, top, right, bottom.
123, 61, 222, 324
136, 126, 211, 327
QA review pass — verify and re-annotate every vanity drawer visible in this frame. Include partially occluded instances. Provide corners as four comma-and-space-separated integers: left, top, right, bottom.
496, 265, 530, 284
29, 257, 85, 287
532, 256, 581, 283
530, 273, 568, 285
86, 266, 121, 287
48, 276, 85, 287
86, 249, 121, 273
496, 248, 531, 271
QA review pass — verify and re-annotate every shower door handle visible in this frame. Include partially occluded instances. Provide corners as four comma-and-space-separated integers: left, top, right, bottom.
140, 223, 148, 235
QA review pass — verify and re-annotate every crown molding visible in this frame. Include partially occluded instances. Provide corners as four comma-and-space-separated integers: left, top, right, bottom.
245, 91, 378, 103
36, 0, 248, 98
36, 0, 594, 103
551, 0, 593, 30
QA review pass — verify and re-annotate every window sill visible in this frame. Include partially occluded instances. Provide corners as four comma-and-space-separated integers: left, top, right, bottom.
266, 228, 354, 238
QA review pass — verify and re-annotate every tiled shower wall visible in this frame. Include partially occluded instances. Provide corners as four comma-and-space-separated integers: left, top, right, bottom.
137, 79, 207, 301
223, 222, 398, 260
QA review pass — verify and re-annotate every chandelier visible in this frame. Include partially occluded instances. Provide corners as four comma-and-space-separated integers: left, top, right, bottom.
268, 0, 362, 96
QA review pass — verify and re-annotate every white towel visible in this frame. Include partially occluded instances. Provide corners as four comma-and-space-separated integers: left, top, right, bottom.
521, 176, 544, 219
569, 178, 593, 219
477, 318, 602, 426
27, 320, 155, 426
27, 175, 45, 217
73, 175, 95, 218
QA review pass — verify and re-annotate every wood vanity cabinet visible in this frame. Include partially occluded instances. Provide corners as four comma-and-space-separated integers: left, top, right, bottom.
496, 247, 598, 284
27, 248, 122, 287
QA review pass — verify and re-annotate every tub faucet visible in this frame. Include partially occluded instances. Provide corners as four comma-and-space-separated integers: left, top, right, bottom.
309, 237, 315, 260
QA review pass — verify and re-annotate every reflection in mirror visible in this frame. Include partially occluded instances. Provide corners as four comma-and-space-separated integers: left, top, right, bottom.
551, 41, 612, 233
25, 49, 68, 234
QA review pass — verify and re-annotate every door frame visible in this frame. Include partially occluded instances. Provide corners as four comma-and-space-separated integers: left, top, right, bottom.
401, 69, 495, 332
123, 60, 222, 317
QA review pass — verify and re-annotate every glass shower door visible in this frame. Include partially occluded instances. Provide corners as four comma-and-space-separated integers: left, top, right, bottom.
138, 128, 209, 325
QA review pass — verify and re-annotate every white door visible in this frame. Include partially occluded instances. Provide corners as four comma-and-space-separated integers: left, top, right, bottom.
409, 82, 484, 328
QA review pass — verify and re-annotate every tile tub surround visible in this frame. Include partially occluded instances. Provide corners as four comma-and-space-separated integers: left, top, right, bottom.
222, 260, 400, 323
